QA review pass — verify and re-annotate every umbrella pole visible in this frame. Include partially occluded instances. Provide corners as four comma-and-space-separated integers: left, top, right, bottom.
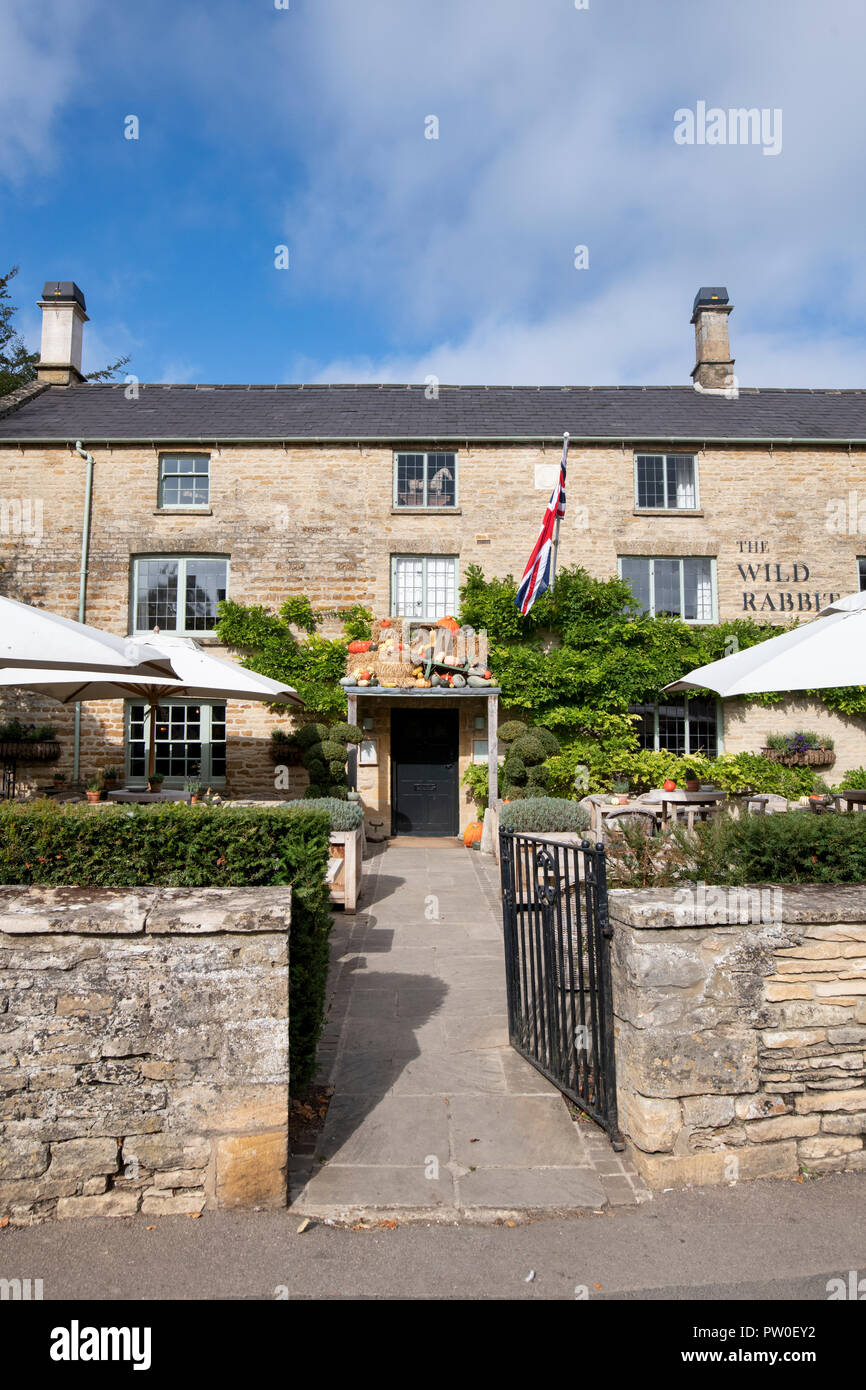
148, 699, 157, 780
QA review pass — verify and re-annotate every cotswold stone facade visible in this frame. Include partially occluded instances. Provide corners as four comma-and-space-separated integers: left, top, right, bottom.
610, 885, 866, 1187
0, 886, 290, 1224
2, 280, 866, 812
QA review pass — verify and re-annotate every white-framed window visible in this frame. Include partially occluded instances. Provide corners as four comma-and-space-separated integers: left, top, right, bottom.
158, 453, 210, 508
630, 696, 720, 758
634, 453, 698, 510
619, 555, 716, 623
393, 451, 457, 508
391, 554, 458, 619
132, 555, 228, 635
126, 699, 227, 786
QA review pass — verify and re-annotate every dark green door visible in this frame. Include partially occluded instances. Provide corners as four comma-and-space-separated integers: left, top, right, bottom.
391, 709, 459, 836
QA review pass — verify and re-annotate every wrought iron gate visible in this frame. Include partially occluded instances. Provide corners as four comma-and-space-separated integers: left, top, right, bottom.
499, 831, 623, 1147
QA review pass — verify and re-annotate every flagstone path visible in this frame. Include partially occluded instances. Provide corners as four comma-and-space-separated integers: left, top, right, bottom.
289, 839, 648, 1222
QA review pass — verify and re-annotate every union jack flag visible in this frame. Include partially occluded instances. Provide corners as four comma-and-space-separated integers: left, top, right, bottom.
515, 436, 568, 616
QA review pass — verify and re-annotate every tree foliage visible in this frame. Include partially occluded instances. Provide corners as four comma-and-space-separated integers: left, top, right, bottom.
0, 265, 130, 395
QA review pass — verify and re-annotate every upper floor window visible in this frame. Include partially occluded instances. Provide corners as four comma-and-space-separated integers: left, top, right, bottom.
394, 451, 457, 509
159, 453, 210, 509
391, 554, 458, 619
634, 453, 698, 510
619, 555, 716, 623
132, 555, 228, 635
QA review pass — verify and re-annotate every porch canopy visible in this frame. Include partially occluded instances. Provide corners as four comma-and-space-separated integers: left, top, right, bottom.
343, 683, 501, 813
0, 634, 302, 780
664, 590, 866, 697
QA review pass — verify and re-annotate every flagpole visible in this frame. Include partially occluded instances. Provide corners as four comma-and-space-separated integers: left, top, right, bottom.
550, 432, 568, 594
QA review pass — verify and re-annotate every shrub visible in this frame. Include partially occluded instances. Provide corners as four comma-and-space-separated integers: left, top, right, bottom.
500, 797, 591, 833
297, 797, 363, 829
684, 810, 866, 885
461, 761, 501, 814
502, 752, 527, 786
511, 734, 548, 767
320, 739, 347, 762
498, 720, 528, 744
534, 727, 560, 757
837, 766, 866, 790
329, 723, 363, 744
0, 801, 333, 1090
296, 722, 329, 748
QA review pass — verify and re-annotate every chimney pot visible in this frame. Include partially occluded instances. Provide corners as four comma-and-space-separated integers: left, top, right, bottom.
36, 281, 88, 385
690, 285, 734, 390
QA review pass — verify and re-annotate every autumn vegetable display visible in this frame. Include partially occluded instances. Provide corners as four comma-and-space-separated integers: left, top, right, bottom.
340, 616, 497, 690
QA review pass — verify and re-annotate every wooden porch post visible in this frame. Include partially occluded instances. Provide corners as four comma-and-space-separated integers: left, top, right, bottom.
487, 691, 498, 812
347, 692, 358, 791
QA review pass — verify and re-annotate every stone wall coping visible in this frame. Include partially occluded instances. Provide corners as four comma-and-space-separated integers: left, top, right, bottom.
609, 882, 866, 929
0, 884, 291, 935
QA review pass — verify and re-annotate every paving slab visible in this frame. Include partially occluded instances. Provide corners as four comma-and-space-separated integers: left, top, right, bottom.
290, 840, 644, 1221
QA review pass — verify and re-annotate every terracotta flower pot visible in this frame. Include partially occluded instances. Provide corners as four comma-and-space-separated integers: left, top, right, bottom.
85, 791, 100, 804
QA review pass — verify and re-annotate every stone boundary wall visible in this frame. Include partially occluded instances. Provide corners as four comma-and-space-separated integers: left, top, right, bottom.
609, 884, 866, 1187
0, 885, 290, 1225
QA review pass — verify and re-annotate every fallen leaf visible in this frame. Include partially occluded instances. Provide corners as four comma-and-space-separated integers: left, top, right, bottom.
506, 1221, 516, 1228
379, 1219, 398, 1229
297, 1217, 312, 1234
0, 1216, 10, 1228
593, 1283, 603, 1290
146, 1225, 156, 1231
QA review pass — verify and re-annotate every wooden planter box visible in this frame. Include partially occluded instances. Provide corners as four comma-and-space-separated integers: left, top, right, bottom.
0, 739, 61, 763
325, 827, 365, 912
761, 747, 835, 767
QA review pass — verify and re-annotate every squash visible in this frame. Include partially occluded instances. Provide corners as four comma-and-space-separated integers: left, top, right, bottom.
463, 820, 483, 847
380, 617, 391, 628
347, 640, 370, 654
437, 616, 460, 632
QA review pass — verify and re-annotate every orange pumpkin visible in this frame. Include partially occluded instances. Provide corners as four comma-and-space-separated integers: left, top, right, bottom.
347, 640, 370, 654
463, 820, 483, 847
437, 616, 460, 632
380, 617, 391, 628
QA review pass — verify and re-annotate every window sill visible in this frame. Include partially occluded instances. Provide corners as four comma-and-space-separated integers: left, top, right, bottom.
632, 508, 703, 518
152, 507, 213, 517
391, 507, 461, 516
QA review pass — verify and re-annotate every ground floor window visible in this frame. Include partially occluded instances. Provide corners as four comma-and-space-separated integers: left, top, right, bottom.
126, 700, 227, 785
630, 696, 720, 757
391, 554, 458, 618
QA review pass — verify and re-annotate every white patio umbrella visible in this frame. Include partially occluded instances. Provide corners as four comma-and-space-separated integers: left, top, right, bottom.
0, 635, 302, 780
0, 596, 177, 677
664, 591, 866, 697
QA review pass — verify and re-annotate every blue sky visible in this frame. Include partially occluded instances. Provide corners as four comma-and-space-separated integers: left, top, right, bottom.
2, 0, 866, 387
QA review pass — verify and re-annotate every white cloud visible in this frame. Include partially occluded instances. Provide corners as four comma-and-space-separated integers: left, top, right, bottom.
0, 3, 98, 180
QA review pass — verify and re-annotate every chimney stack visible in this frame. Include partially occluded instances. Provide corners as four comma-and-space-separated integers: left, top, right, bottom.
690, 286, 734, 390
37, 282, 88, 385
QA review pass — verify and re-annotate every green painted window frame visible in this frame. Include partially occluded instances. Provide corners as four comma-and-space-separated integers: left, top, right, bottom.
390, 554, 459, 619
633, 452, 699, 510
618, 555, 717, 624
131, 554, 229, 636
125, 698, 227, 788
630, 695, 723, 757
393, 451, 458, 509
158, 452, 211, 509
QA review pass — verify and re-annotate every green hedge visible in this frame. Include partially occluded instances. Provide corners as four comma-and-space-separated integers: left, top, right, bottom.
688, 810, 866, 884
500, 797, 591, 834
0, 802, 333, 1090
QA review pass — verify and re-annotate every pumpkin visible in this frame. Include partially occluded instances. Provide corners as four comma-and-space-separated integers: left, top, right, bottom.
437, 616, 459, 632
663, 778, 677, 792
463, 820, 483, 847
358, 669, 371, 681
380, 617, 391, 627
347, 640, 370, 654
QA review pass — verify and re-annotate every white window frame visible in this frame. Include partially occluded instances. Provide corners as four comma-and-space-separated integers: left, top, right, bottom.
125, 698, 227, 787
618, 555, 717, 624
633, 452, 699, 511
158, 452, 211, 510
390, 554, 459, 620
392, 451, 458, 509
631, 695, 723, 756
131, 555, 229, 636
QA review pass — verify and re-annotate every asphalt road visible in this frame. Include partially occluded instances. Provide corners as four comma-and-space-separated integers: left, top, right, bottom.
2, 1173, 865, 1302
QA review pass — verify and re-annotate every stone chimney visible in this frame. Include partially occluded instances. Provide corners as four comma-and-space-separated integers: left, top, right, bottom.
690, 286, 734, 390
36, 281, 88, 385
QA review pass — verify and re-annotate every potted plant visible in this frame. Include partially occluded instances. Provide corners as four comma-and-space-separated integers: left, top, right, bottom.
147, 772, 165, 794
763, 732, 835, 767
101, 767, 120, 792
683, 766, 701, 792
85, 778, 102, 804
185, 778, 204, 804
52, 770, 66, 789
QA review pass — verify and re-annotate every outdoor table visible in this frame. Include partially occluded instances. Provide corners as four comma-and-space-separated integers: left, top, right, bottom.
832, 790, 866, 813
659, 789, 727, 830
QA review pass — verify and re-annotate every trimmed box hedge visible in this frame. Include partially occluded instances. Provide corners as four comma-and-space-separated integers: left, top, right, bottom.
500, 797, 591, 834
690, 809, 866, 885
0, 801, 333, 1090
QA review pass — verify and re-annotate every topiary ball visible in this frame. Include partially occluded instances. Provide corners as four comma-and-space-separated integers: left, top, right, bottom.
498, 720, 528, 744
526, 764, 548, 786
320, 739, 347, 762
296, 722, 329, 749
327, 784, 349, 800
303, 783, 331, 799
503, 753, 527, 786
330, 722, 363, 744
511, 734, 548, 767
328, 759, 348, 779
534, 726, 560, 757
304, 757, 328, 781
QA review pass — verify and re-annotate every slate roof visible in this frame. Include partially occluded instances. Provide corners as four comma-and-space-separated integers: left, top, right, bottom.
2, 381, 866, 443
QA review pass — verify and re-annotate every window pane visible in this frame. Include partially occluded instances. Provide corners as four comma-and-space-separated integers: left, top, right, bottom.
630, 704, 656, 750
620, 557, 651, 614
635, 455, 665, 509
682, 558, 713, 622
395, 454, 425, 507
657, 699, 687, 754
653, 559, 682, 618
393, 557, 424, 616
426, 556, 457, 617
127, 700, 225, 785
687, 697, 718, 757
160, 455, 210, 506
667, 455, 696, 509
426, 452, 456, 508
184, 559, 227, 631
136, 560, 178, 631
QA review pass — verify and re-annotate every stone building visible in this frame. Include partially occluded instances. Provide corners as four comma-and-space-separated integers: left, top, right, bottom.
1, 280, 866, 830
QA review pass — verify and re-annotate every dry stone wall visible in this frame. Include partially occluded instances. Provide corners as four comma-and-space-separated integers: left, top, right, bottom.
0, 885, 290, 1224
609, 884, 866, 1187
